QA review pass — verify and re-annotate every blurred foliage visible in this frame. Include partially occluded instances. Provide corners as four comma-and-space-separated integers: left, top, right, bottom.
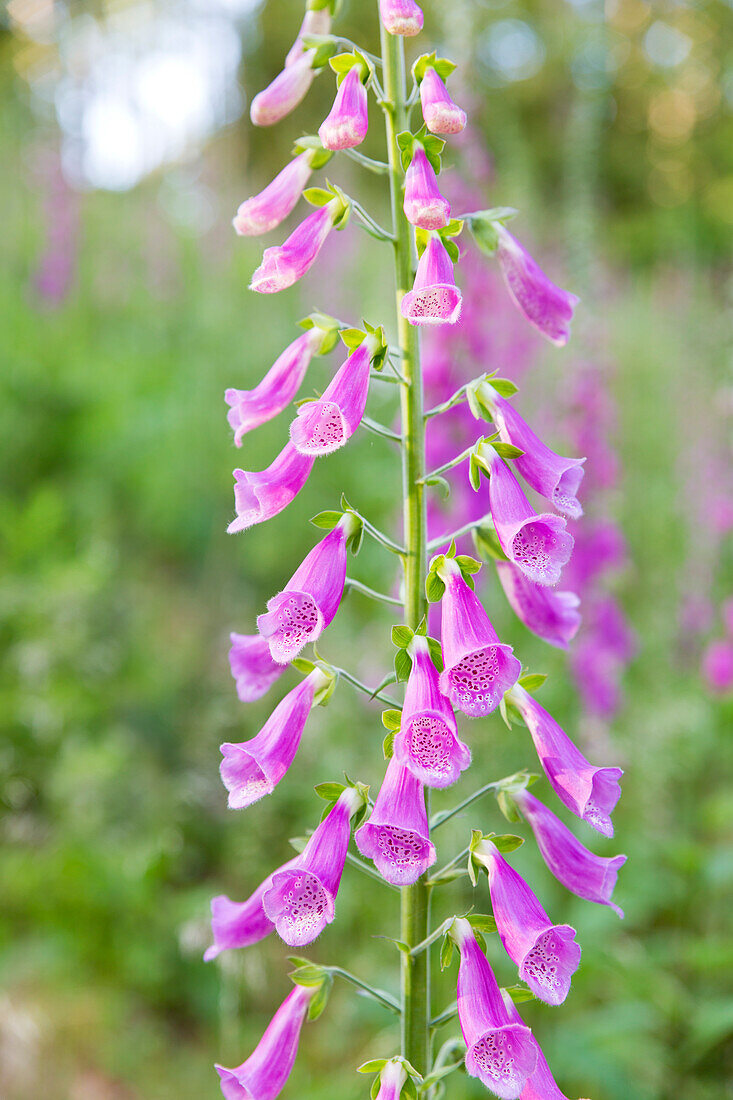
1, 1, 732, 1099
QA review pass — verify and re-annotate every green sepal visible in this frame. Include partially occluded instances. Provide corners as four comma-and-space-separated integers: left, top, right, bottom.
394, 648, 412, 683
382, 729, 395, 759
466, 207, 519, 256
424, 474, 451, 499
298, 309, 343, 353
440, 932, 454, 971
287, 954, 312, 968
519, 672, 547, 692
303, 180, 350, 227
412, 52, 457, 84
392, 624, 414, 649
381, 709, 402, 732
358, 1059, 389, 1075
308, 971, 333, 1019
490, 377, 519, 398
314, 781, 346, 802
499, 695, 513, 730
455, 554, 482, 575
491, 833, 524, 853
291, 134, 334, 171
473, 523, 508, 562
310, 509, 344, 530
291, 656, 316, 674
340, 326, 366, 349
502, 983, 537, 1004
468, 451, 483, 491
303, 186, 334, 207
298, 33, 337, 69
492, 441, 524, 460
497, 789, 523, 824
425, 570, 445, 603
328, 49, 373, 85
467, 913, 498, 934
289, 963, 326, 987
313, 670, 338, 707
426, 636, 444, 673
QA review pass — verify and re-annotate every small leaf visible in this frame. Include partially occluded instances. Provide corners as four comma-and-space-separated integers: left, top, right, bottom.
308, 972, 333, 1019
455, 554, 482, 575
287, 954, 312, 969
414, 226, 429, 258
303, 186, 334, 207
358, 1059, 389, 1075
440, 933, 454, 971
391, 624, 414, 649
394, 648, 412, 683
314, 781, 346, 802
381, 709, 402, 732
502, 983, 537, 1004
428, 866, 467, 885
426, 636, 444, 673
491, 833, 524, 854
425, 571, 445, 603
492, 442, 524, 460
340, 326, 366, 348
468, 453, 482, 492
425, 474, 451, 499
468, 913, 498, 934
374, 935, 411, 956
491, 377, 519, 398
442, 237, 460, 264
519, 673, 547, 692
289, 964, 326, 986
310, 509, 343, 530
382, 729, 395, 759
473, 525, 508, 562
291, 657, 315, 674
497, 789, 522, 824
441, 218, 464, 238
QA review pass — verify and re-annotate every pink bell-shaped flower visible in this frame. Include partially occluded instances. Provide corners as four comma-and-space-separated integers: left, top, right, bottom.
451, 918, 538, 1098
257, 516, 355, 663
219, 668, 330, 809
226, 328, 324, 445
204, 856, 300, 961
379, 0, 424, 36
228, 632, 287, 702
284, 8, 331, 68
501, 991, 586, 1100
471, 838, 581, 1006
495, 562, 581, 650
250, 52, 317, 128
290, 342, 371, 456
482, 445, 574, 587
437, 558, 521, 717
419, 66, 467, 134
394, 635, 471, 788
215, 983, 316, 1099
508, 686, 623, 837
262, 786, 365, 945
495, 226, 580, 347
355, 757, 436, 885
232, 152, 313, 237
403, 146, 451, 231
250, 200, 340, 294
318, 66, 369, 151
513, 789, 626, 917
227, 443, 314, 533
374, 1060, 408, 1100
401, 234, 462, 326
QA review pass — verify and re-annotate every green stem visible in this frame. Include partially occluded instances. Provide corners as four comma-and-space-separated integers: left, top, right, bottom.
380, 19, 431, 1077
328, 967, 401, 1014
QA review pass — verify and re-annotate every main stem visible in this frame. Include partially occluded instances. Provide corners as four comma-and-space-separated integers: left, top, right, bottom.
379, 23, 431, 1075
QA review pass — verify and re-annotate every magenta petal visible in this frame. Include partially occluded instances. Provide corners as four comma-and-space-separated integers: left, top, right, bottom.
401, 235, 462, 327
232, 154, 312, 237
495, 562, 581, 650
403, 146, 451, 230
226, 330, 321, 444
204, 893, 273, 961
318, 67, 369, 151
495, 227, 579, 347
515, 789, 626, 917
419, 67, 467, 134
257, 524, 348, 662
250, 52, 316, 128
228, 633, 286, 702
513, 688, 623, 837
284, 9, 331, 67
250, 203, 335, 294
438, 566, 521, 717
215, 984, 314, 1100
355, 758, 436, 886
394, 638, 471, 787
501, 993, 573, 1100
379, 0, 424, 35
228, 443, 314, 533
289, 343, 371, 455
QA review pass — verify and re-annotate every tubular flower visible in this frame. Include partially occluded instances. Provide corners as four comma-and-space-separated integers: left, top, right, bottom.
262, 787, 364, 946
495, 562, 581, 650
290, 342, 371, 456
227, 443, 314, 533
355, 757, 436, 885
204, 856, 300, 961
226, 328, 323, 445
401, 234, 462, 326
501, 992, 590, 1100
232, 153, 313, 237
219, 669, 330, 809
508, 685, 623, 838
374, 1059, 408, 1100
393, 634, 471, 788
482, 446, 574, 587
379, 0, 424, 36
250, 200, 340, 294
513, 789, 626, 917
485, 389, 585, 519
284, 8, 332, 67
437, 558, 521, 718
257, 517, 354, 663
318, 66, 369, 151
228, 633, 286, 702
471, 839, 581, 1006
403, 146, 451, 230
495, 226, 579, 348
215, 983, 316, 1100
250, 52, 317, 128
452, 918, 538, 1099
419, 66, 467, 134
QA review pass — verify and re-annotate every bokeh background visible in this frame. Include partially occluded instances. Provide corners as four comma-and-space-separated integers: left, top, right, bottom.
2, 0, 732, 1097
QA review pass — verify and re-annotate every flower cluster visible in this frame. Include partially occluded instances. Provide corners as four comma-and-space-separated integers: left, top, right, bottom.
206, 4, 628, 1099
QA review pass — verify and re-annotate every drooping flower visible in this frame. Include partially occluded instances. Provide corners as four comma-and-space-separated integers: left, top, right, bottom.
471, 838, 581, 1006
232, 153, 313, 237
484, 389, 585, 519
289, 342, 371, 456
401, 234, 462, 326
393, 634, 470, 787
379, 0, 424, 36
215, 983, 316, 1100
403, 146, 451, 230
319, 66, 369, 151
250, 199, 340, 294
495, 562, 581, 650
482, 445, 574, 587
284, 8, 332, 68
513, 789, 626, 917
495, 226, 579, 347
500, 991, 587, 1100
250, 52, 317, 128
227, 443, 314, 533
257, 516, 354, 662
262, 786, 365, 945
204, 856, 300, 961
228, 633, 287, 702
355, 757, 436, 885
451, 918, 538, 1099
220, 668, 330, 809
419, 66, 467, 134
374, 1059, 408, 1100
226, 329, 324, 445
508, 685, 623, 838
437, 558, 521, 718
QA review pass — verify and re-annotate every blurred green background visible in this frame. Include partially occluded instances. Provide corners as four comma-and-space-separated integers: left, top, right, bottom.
1, 0, 731, 1098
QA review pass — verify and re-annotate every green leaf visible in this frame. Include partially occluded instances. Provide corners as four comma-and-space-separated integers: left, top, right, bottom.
381, 709, 402, 732
490, 377, 519, 398
425, 571, 445, 603
440, 933, 454, 971
442, 237, 460, 264
382, 729, 395, 760
303, 186, 334, 207
291, 657, 315, 674
497, 789, 522, 824
397, 130, 415, 173
491, 833, 524, 853
289, 964, 326, 987
426, 636, 444, 673
414, 226, 429, 258
391, 624, 414, 649
314, 781, 345, 802
455, 554, 482, 575
340, 326, 366, 348
394, 648, 412, 683
425, 474, 451, 499
467, 913, 498, 934
358, 1059, 389, 1074
287, 954, 312, 969
502, 983, 536, 1004
473, 524, 508, 562
310, 509, 343, 530
308, 972, 333, 1019
519, 673, 547, 692
412, 52, 457, 84
492, 442, 524, 460
468, 453, 483, 491
441, 218, 464, 238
